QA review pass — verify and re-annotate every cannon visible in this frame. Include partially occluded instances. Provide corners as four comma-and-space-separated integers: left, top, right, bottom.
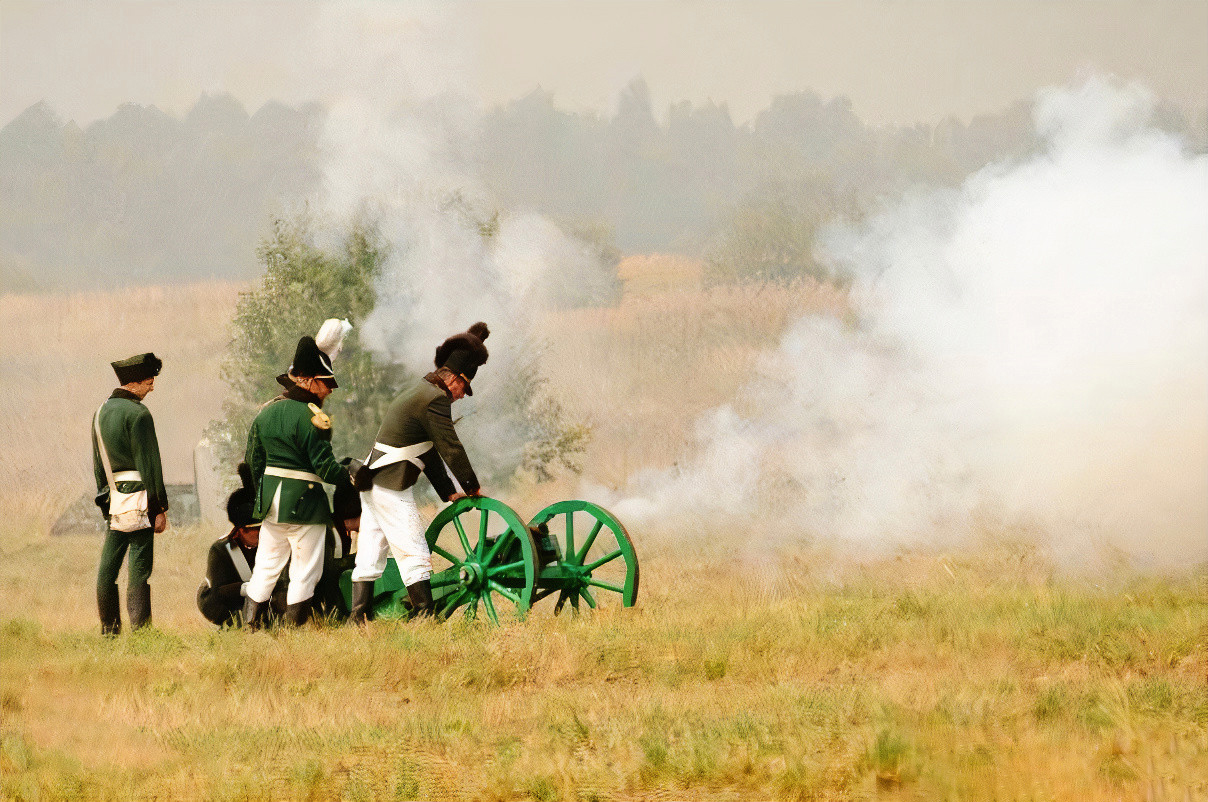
339, 497, 639, 623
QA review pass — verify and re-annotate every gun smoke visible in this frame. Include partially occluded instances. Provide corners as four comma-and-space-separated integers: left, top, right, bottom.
301, 9, 1204, 570
606, 76, 1207, 569
308, 5, 614, 481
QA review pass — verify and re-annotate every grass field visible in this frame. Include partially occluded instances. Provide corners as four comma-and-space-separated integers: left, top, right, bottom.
2, 530, 1205, 801
1, 276, 1205, 801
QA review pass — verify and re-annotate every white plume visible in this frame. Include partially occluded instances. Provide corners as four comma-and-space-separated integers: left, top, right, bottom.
315, 318, 353, 360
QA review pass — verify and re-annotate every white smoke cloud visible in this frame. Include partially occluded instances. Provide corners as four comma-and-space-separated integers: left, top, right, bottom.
305, 4, 612, 482
609, 75, 1208, 568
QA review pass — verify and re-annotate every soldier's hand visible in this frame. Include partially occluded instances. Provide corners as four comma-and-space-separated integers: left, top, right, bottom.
153, 513, 168, 534
343, 518, 360, 536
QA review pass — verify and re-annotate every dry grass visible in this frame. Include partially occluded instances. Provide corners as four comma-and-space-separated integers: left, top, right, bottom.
0, 282, 244, 531
536, 278, 848, 489
2, 275, 1206, 801
1, 526, 1205, 801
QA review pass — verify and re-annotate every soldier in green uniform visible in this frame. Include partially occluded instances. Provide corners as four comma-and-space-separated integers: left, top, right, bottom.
348, 323, 490, 622
92, 352, 168, 635
242, 334, 359, 629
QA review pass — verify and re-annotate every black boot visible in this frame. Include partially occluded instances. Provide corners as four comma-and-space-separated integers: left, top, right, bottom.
284, 598, 312, 627
98, 584, 121, 636
128, 583, 152, 631
406, 579, 434, 618
243, 597, 268, 631
348, 581, 375, 625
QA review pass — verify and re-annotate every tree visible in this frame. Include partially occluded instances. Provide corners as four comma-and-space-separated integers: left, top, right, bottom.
206, 213, 405, 465
206, 211, 590, 487
704, 182, 862, 287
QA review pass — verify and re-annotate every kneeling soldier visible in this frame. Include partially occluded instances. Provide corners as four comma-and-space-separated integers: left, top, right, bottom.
197, 463, 286, 626
242, 331, 359, 629
349, 323, 490, 622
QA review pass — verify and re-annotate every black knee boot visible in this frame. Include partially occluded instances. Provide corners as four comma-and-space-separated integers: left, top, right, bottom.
128, 583, 152, 630
348, 581, 375, 624
407, 579, 434, 618
243, 597, 268, 631
98, 584, 122, 636
284, 598, 312, 627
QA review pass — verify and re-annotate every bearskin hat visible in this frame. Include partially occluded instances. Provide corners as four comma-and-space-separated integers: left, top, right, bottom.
434, 323, 489, 395
226, 462, 258, 528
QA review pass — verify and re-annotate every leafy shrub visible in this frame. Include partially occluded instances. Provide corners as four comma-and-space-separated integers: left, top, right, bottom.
207, 213, 589, 485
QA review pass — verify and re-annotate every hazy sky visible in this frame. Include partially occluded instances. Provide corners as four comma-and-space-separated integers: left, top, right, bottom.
2, 0, 1205, 127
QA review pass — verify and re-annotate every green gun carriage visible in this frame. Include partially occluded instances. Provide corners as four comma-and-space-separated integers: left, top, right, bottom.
340, 497, 639, 623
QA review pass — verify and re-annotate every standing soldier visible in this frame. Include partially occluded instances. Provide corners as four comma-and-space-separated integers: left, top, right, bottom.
348, 323, 490, 623
242, 329, 359, 629
92, 352, 169, 635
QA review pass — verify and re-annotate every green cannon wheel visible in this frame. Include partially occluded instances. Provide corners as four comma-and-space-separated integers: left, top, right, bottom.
425, 496, 537, 624
338, 558, 411, 619
528, 500, 638, 613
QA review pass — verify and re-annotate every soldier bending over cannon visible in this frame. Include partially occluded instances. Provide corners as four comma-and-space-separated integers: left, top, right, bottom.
348, 323, 490, 622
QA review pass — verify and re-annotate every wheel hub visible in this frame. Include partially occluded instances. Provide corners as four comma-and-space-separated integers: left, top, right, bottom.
459, 561, 485, 589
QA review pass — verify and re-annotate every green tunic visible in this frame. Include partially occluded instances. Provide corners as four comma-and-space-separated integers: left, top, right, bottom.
370, 378, 479, 499
245, 388, 354, 525
91, 388, 169, 520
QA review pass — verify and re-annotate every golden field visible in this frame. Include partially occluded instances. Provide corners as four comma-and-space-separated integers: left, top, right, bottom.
0, 273, 1205, 801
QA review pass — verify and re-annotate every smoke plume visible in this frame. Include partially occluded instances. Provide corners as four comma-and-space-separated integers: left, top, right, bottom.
608, 76, 1208, 568
307, 5, 611, 481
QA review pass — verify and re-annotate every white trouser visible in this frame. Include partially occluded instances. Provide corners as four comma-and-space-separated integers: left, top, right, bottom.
352, 485, 431, 587
246, 520, 326, 605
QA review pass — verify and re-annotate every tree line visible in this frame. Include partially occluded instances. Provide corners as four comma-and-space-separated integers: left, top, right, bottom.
2, 78, 1203, 292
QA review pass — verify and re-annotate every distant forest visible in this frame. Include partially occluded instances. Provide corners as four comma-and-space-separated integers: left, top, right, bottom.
2, 77, 1203, 292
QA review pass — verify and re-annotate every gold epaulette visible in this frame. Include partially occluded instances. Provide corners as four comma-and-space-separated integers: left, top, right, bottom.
308, 402, 332, 430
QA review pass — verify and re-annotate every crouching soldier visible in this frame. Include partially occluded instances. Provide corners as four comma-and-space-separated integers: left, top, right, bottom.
92, 352, 169, 635
348, 323, 490, 623
242, 329, 360, 629
197, 463, 287, 626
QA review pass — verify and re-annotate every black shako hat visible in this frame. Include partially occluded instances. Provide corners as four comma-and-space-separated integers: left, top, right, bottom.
290, 336, 337, 388
434, 322, 489, 395
111, 352, 162, 385
227, 463, 258, 528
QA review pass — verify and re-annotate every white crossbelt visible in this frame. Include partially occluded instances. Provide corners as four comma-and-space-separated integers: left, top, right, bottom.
225, 542, 253, 582
263, 466, 325, 483
113, 470, 141, 483
365, 440, 433, 471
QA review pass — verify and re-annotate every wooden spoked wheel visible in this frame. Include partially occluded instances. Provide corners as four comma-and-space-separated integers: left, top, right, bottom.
528, 500, 639, 613
425, 496, 537, 624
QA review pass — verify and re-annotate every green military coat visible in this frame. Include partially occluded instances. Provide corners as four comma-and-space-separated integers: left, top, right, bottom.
92, 388, 169, 520
245, 386, 354, 525
369, 378, 479, 499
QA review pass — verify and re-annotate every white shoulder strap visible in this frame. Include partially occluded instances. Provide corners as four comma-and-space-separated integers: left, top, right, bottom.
225, 542, 253, 582
365, 440, 433, 471
93, 403, 117, 492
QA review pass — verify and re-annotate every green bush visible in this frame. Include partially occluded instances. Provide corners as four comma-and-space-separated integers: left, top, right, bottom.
704, 185, 860, 287
207, 214, 404, 463
207, 212, 589, 485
